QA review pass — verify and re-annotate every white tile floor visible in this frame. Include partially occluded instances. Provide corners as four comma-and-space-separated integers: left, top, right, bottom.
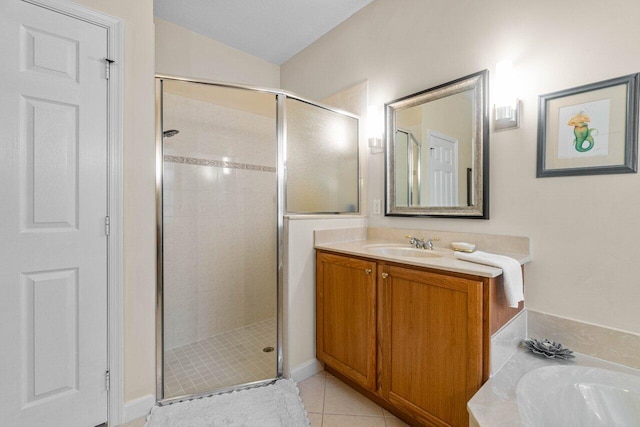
164, 317, 277, 398
298, 371, 409, 427
120, 370, 409, 427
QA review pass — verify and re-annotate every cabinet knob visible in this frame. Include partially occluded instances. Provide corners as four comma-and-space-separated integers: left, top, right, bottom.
365, 268, 372, 275
382, 273, 389, 279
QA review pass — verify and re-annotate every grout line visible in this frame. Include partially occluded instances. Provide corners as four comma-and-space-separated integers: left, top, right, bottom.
164, 317, 277, 398
321, 371, 327, 415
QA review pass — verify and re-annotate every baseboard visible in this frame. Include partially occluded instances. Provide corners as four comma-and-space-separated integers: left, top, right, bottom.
123, 394, 155, 424
290, 358, 323, 383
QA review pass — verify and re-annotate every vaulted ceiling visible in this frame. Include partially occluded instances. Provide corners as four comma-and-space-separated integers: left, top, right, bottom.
154, 0, 375, 65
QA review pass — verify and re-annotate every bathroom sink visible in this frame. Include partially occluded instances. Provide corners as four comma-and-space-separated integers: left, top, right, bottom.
516, 365, 640, 427
365, 245, 443, 259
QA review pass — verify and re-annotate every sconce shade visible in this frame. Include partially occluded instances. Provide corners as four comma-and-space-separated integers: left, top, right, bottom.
494, 100, 520, 131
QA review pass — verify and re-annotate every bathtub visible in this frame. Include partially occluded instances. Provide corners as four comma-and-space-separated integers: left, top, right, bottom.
467, 348, 640, 427
517, 365, 640, 427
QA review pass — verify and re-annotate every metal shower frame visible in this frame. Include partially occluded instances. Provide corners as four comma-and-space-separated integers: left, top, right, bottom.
155, 74, 359, 405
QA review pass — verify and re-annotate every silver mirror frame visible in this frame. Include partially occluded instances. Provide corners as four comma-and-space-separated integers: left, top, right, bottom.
385, 70, 489, 218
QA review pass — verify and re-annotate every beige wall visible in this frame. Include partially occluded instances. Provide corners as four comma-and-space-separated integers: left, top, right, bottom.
155, 18, 280, 88
281, 0, 640, 335
73, 0, 156, 403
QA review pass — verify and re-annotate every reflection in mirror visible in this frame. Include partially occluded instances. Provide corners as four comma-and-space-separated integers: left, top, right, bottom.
385, 70, 489, 218
394, 129, 421, 206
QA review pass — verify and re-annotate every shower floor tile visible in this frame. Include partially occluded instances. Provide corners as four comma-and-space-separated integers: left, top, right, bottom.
164, 317, 277, 399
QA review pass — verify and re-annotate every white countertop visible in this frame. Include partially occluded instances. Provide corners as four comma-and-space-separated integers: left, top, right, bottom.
314, 239, 531, 278
467, 347, 640, 426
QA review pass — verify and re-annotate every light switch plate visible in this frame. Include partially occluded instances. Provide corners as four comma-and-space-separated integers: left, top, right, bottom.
373, 199, 381, 215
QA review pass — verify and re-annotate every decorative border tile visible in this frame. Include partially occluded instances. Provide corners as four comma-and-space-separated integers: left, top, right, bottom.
164, 155, 276, 173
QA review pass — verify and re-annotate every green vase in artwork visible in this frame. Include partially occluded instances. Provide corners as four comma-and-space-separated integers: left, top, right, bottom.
567, 112, 597, 152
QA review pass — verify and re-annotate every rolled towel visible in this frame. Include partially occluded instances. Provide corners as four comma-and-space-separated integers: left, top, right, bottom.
454, 251, 523, 308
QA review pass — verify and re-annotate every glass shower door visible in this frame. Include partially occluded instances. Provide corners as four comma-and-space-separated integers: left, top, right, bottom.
285, 97, 359, 213
158, 79, 278, 401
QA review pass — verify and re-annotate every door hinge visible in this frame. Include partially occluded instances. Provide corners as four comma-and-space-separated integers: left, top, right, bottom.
104, 58, 115, 80
105, 216, 110, 236
105, 370, 110, 391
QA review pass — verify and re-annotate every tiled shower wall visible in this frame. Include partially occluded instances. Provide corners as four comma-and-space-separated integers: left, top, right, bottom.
162, 92, 277, 349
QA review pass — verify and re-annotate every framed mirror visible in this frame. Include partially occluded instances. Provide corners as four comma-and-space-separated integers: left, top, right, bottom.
385, 70, 489, 218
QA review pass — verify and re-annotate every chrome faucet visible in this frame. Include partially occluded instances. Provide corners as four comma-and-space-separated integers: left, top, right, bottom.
406, 235, 439, 250
424, 238, 435, 250
406, 235, 423, 248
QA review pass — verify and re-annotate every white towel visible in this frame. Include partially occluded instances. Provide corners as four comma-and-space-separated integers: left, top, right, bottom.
454, 251, 524, 308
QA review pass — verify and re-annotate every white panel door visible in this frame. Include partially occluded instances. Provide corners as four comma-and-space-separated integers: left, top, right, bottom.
0, 1, 109, 426
426, 130, 458, 206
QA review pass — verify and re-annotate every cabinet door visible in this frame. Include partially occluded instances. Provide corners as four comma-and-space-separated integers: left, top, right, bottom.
381, 265, 483, 427
316, 251, 377, 390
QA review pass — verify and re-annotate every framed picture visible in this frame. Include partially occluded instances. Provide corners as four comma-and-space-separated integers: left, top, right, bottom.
537, 73, 639, 177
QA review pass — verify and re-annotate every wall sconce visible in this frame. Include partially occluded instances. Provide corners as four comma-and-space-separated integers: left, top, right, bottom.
367, 105, 384, 153
494, 60, 520, 131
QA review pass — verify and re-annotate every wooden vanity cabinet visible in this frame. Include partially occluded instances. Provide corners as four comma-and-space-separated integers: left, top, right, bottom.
316, 250, 515, 427
316, 251, 377, 390
380, 264, 483, 427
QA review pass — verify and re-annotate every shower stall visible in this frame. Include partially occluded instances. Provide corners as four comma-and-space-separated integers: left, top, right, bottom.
155, 76, 359, 404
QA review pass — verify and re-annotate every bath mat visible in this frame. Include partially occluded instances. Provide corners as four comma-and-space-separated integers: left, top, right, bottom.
146, 379, 310, 427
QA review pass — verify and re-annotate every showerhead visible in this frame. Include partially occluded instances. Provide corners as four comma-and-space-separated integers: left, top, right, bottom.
163, 129, 180, 138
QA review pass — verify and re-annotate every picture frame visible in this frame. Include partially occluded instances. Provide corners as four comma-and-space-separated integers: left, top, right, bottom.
537, 73, 639, 177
